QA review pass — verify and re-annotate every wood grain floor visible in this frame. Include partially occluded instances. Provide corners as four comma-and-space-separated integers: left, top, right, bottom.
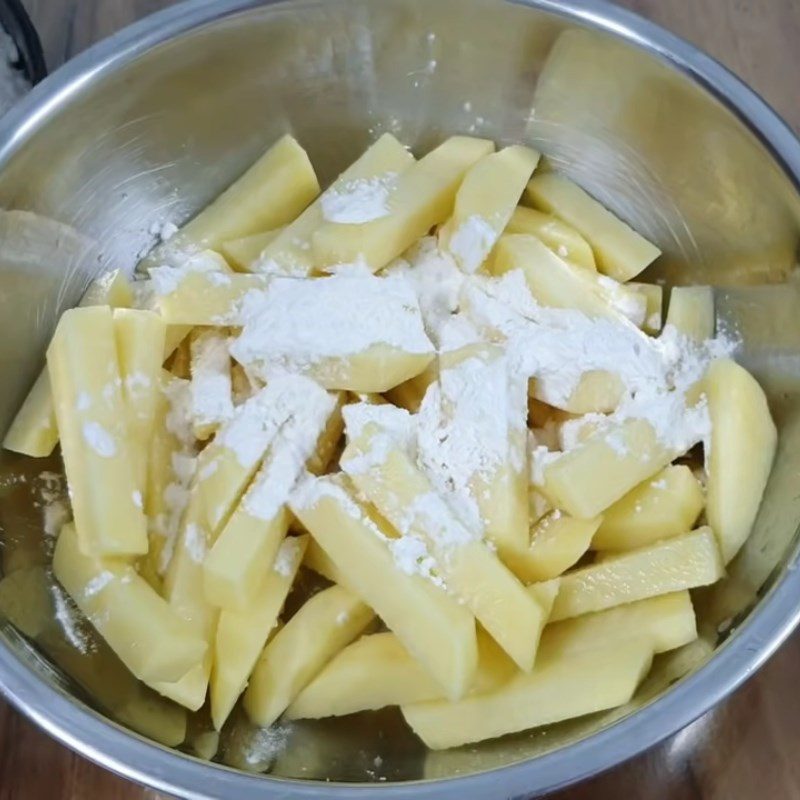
6, 1, 800, 798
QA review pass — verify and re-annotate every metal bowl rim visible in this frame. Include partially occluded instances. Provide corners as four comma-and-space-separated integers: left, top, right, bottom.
0, 0, 798, 797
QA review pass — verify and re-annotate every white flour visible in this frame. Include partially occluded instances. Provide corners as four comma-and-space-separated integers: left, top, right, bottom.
0, 30, 29, 116
386, 236, 464, 346
342, 402, 416, 455
417, 349, 526, 532
189, 331, 234, 431
273, 537, 302, 576
320, 173, 396, 224
81, 422, 117, 458
463, 270, 734, 459
51, 583, 91, 654
242, 383, 335, 521
230, 270, 433, 382
217, 375, 328, 468
149, 250, 230, 295
446, 215, 496, 274
290, 473, 444, 586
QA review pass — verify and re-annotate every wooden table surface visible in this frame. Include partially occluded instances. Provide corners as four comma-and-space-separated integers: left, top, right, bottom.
5, 1, 800, 798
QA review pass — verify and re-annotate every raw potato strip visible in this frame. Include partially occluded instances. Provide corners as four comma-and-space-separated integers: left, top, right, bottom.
541, 591, 697, 659
228, 271, 435, 393
53, 523, 206, 683
142, 373, 195, 582
505, 206, 596, 270
385, 361, 439, 413
139, 135, 319, 270
149, 491, 216, 710
491, 234, 647, 327
155, 272, 268, 326
341, 423, 547, 671
547, 527, 724, 622
211, 535, 307, 730
705, 359, 777, 564
113, 309, 166, 495
401, 641, 652, 750
592, 464, 704, 551
289, 474, 478, 700
306, 392, 345, 475
419, 345, 529, 560
505, 511, 601, 583
202, 382, 336, 610
243, 585, 375, 727
311, 136, 495, 271
220, 229, 282, 271
250, 133, 414, 276
47, 306, 147, 556
196, 375, 319, 536
539, 418, 674, 519
189, 329, 234, 440
525, 172, 661, 282
666, 286, 715, 342
439, 145, 540, 274
4, 269, 133, 458
303, 538, 349, 586
629, 282, 663, 334
287, 629, 515, 719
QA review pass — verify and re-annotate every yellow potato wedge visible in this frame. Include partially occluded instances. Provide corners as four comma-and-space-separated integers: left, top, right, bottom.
592, 464, 704, 551
525, 172, 661, 282
311, 136, 494, 271
419, 345, 529, 560
628, 282, 663, 334
228, 272, 435, 393
439, 145, 540, 273
505, 511, 601, 583
505, 206, 596, 270
148, 491, 217, 710
113, 309, 166, 493
539, 418, 673, 519
196, 375, 317, 536
251, 133, 414, 275
155, 272, 268, 326
541, 591, 697, 658
401, 640, 652, 749
139, 135, 319, 269
548, 527, 724, 621
704, 358, 777, 563
47, 307, 147, 556
243, 585, 375, 727
4, 268, 133, 458
341, 423, 547, 671
142, 372, 194, 580
491, 233, 647, 326
220, 229, 282, 271
666, 286, 714, 342
302, 537, 349, 586
287, 629, 515, 719
203, 382, 335, 609
53, 523, 206, 684
210, 536, 307, 730
289, 474, 478, 699
188, 328, 233, 441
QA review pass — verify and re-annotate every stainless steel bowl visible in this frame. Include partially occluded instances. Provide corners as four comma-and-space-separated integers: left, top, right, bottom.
0, 1, 799, 797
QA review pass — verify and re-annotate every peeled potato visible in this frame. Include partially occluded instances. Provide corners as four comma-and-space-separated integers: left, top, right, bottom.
592, 464, 704, 551
666, 286, 714, 341
547, 527, 724, 621
401, 640, 652, 750
704, 358, 777, 563
525, 172, 661, 282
